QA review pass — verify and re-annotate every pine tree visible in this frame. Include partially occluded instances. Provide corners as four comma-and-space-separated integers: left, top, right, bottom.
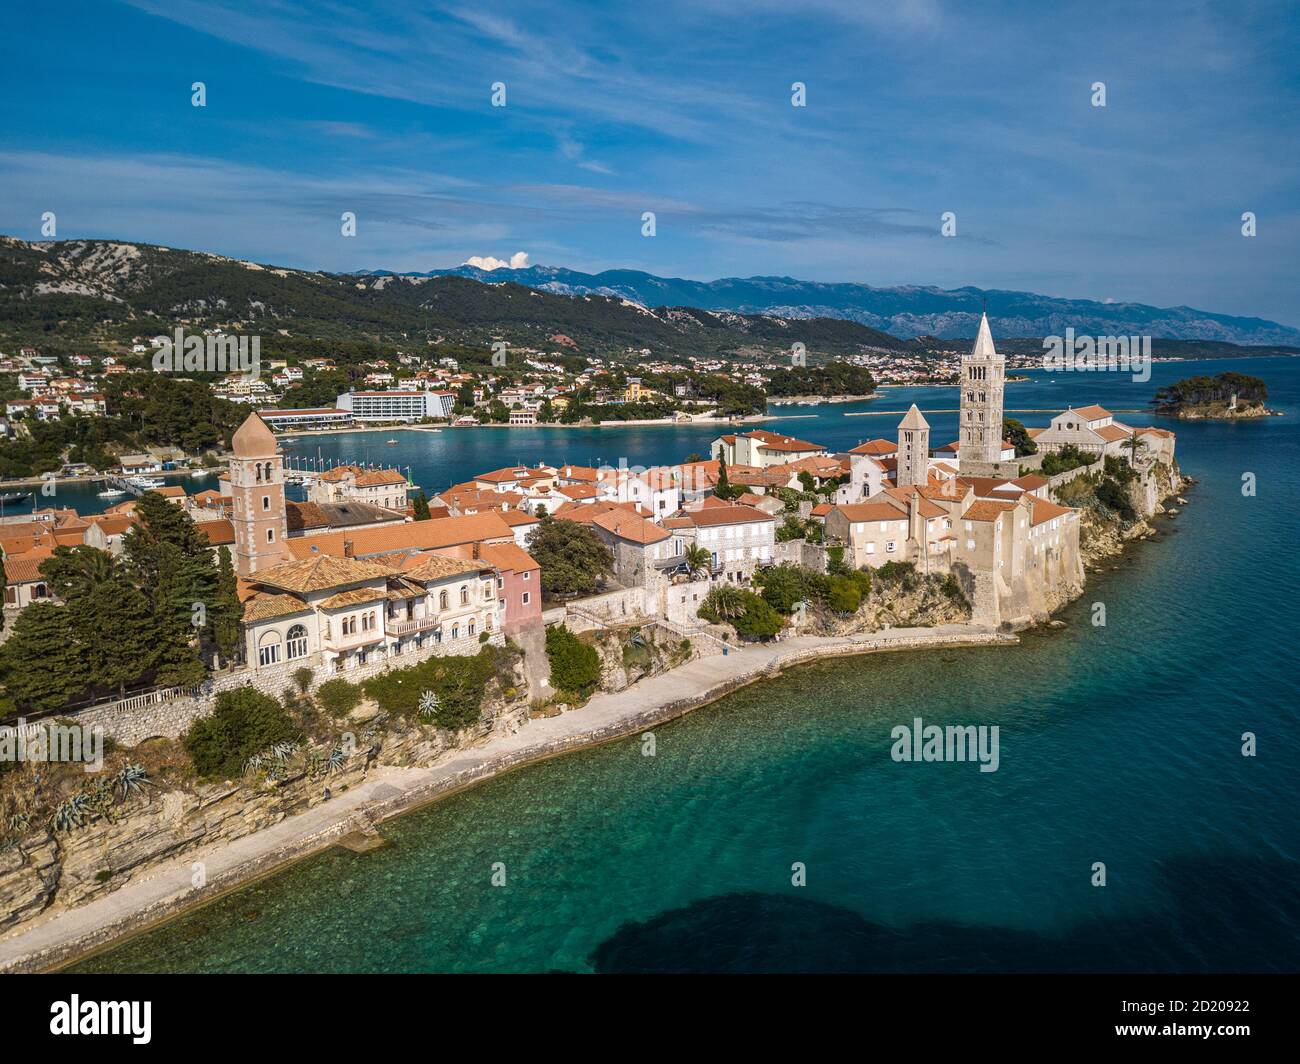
73, 578, 160, 699
0, 604, 89, 712
412, 491, 432, 521
212, 546, 243, 665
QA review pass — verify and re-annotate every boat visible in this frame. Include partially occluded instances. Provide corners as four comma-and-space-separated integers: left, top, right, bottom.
386, 438, 399, 444
129, 476, 165, 490
0, 492, 29, 506
189, 469, 209, 478
281, 436, 298, 443
97, 487, 127, 498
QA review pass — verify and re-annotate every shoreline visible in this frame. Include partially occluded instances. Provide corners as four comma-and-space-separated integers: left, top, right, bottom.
0, 624, 1013, 973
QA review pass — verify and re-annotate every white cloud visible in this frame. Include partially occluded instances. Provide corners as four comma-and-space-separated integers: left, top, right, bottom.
464, 252, 530, 270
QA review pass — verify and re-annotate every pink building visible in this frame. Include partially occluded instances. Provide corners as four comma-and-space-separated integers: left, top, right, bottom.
478, 542, 542, 632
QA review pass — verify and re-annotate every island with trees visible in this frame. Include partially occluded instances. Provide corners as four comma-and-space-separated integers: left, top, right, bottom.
1152, 372, 1275, 419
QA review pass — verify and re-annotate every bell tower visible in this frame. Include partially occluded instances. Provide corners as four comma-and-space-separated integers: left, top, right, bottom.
896, 403, 930, 486
959, 311, 1006, 470
229, 412, 291, 577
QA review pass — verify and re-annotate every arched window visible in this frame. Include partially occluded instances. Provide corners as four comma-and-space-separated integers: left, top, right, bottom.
262, 495, 270, 510
451, 624, 459, 640
255, 464, 263, 483
368, 611, 377, 630
468, 619, 475, 637
286, 624, 308, 659
258, 630, 282, 667
439, 590, 448, 610
264, 462, 273, 481
460, 585, 469, 605
360, 613, 369, 632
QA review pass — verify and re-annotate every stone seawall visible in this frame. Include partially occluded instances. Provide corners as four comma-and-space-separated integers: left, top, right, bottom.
0, 624, 1012, 973
44, 630, 506, 747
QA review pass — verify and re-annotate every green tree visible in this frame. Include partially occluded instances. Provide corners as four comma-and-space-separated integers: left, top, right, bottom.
0, 604, 90, 712
183, 686, 297, 778
73, 578, 161, 698
529, 516, 614, 597
211, 546, 243, 665
39, 544, 115, 604
1002, 417, 1038, 457
545, 625, 601, 696
683, 544, 712, 579
412, 491, 432, 521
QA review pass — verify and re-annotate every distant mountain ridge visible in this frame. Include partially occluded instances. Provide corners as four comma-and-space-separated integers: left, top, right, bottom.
356, 264, 1300, 346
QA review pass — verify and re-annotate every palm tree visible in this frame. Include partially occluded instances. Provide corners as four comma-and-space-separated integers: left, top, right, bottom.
684, 544, 712, 578
1124, 431, 1151, 469
705, 585, 746, 620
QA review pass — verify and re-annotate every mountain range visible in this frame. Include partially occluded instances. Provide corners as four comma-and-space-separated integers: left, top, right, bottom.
2, 237, 1296, 364
359, 264, 1300, 347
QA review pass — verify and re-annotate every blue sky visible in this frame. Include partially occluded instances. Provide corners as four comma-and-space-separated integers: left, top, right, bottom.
2, 0, 1298, 324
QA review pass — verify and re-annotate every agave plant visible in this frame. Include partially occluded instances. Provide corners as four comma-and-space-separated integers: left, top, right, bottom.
627, 631, 647, 649
417, 689, 441, 724
325, 747, 348, 775
243, 752, 266, 775
270, 740, 299, 762
51, 794, 91, 832
116, 764, 152, 798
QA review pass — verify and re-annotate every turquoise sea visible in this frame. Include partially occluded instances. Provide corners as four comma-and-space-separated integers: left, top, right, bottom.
70, 357, 1300, 972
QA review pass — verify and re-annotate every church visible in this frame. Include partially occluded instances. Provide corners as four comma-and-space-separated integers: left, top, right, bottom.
826, 314, 1085, 629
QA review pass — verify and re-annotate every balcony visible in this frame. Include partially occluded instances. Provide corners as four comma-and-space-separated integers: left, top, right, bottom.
387, 614, 439, 637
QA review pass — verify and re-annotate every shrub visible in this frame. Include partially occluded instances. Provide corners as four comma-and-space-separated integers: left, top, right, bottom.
754, 563, 828, 614
316, 678, 362, 717
292, 666, 315, 695
1096, 477, 1136, 521
701, 587, 782, 640
940, 573, 968, 606
545, 625, 601, 696
827, 575, 863, 614
184, 686, 297, 779
363, 650, 496, 729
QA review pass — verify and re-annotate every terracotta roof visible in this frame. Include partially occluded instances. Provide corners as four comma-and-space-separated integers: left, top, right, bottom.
833, 500, 907, 523
195, 519, 236, 546
849, 438, 897, 456
3, 553, 54, 584
354, 468, 408, 487
1012, 474, 1049, 490
683, 504, 776, 528
241, 591, 311, 623
1136, 427, 1175, 438
253, 555, 396, 593
285, 512, 512, 560
155, 486, 186, 498
1027, 495, 1074, 527
810, 503, 833, 517
318, 586, 389, 610
477, 542, 541, 573
1071, 404, 1112, 421
962, 500, 1016, 522
398, 553, 485, 582
497, 509, 540, 527
590, 509, 671, 544
1095, 423, 1133, 442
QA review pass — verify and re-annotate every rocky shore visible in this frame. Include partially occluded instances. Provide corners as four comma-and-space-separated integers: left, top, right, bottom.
0, 624, 1012, 973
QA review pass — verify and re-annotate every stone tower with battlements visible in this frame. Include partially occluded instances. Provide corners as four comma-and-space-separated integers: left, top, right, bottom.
230, 412, 291, 577
896, 403, 930, 487
959, 312, 1006, 470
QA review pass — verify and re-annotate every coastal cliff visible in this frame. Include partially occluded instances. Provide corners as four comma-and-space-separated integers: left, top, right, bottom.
0, 662, 531, 935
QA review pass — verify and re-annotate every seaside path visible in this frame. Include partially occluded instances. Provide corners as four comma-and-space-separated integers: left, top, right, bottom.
0, 623, 1011, 972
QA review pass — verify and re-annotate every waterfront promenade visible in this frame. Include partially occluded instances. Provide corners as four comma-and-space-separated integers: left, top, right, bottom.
0, 623, 1012, 973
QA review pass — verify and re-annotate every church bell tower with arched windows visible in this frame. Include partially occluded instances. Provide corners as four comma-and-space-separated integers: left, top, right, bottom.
959, 311, 1006, 471
230, 412, 291, 577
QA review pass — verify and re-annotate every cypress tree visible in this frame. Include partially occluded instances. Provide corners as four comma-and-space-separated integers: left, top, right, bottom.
0, 604, 89, 712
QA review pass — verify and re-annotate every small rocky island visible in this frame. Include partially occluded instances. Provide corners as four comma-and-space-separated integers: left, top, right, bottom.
1152, 371, 1275, 419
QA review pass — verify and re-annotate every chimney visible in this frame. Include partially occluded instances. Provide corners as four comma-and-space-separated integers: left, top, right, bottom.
472, 540, 481, 560
343, 538, 354, 558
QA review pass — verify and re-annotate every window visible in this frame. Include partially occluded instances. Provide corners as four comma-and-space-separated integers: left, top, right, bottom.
522, 571, 531, 580
886, 540, 897, 553
258, 631, 281, 667
451, 624, 460, 640
266, 529, 275, 543
460, 585, 469, 605
439, 590, 448, 610
522, 591, 531, 605
286, 624, 308, 659
468, 620, 476, 636
262, 495, 270, 510
866, 543, 876, 555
